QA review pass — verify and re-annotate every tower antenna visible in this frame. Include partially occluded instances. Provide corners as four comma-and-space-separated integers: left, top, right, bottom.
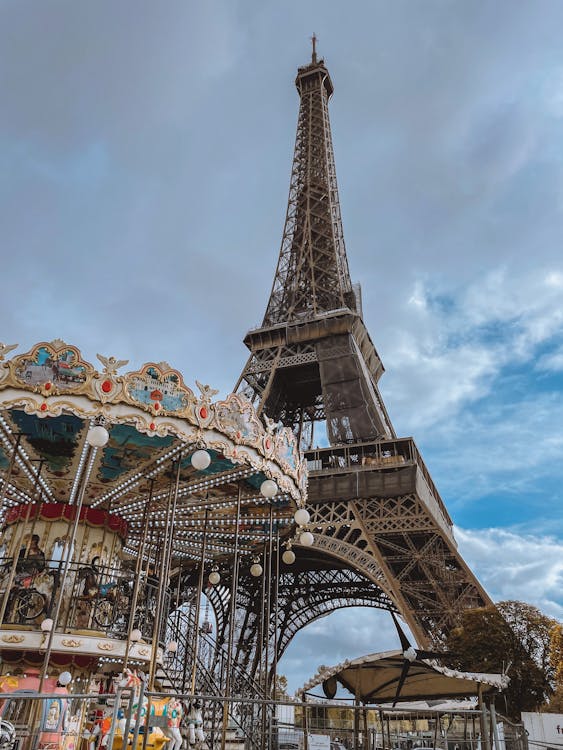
311, 33, 317, 64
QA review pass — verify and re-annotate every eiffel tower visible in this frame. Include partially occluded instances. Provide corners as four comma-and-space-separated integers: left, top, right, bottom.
233, 40, 490, 664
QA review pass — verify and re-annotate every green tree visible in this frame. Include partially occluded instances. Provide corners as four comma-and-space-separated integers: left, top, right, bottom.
545, 623, 563, 712
446, 601, 558, 719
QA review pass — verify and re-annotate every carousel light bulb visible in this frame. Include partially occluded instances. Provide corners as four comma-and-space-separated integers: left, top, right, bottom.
299, 530, 314, 547
191, 449, 211, 471
282, 548, 296, 565
40, 618, 53, 632
58, 671, 72, 686
86, 425, 109, 448
250, 560, 263, 577
208, 569, 221, 586
294, 508, 310, 526
260, 479, 278, 498
166, 641, 178, 653
130, 629, 142, 642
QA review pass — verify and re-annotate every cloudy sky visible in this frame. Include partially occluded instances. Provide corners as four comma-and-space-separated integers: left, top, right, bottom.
2, 1, 563, 692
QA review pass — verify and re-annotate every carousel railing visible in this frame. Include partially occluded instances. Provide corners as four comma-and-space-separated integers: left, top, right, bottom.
0, 557, 170, 644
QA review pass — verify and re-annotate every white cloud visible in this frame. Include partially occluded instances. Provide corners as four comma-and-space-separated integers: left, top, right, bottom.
536, 345, 563, 373
456, 527, 563, 619
382, 266, 563, 433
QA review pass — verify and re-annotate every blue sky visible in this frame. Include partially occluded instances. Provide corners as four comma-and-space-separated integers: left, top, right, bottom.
2, 1, 563, 692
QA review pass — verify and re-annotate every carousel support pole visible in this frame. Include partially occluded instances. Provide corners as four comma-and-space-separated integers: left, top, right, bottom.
30, 447, 94, 750
265, 505, 274, 690
220, 485, 242, 750
271, 530, 280, 697
121, 684, 137, 750
258, 539, 268, 747
262, 505, 274, 750
148, 455, 182, 691
143, 457, 181, 750
0, 457, 44, 626
130, 674, 147, 750
22, 460, 46, 569
0, 432, 22, 517
190, 507, 209, 695
123, 479, 154, 671
105, 685, 123, 750
38, 449, 92, 692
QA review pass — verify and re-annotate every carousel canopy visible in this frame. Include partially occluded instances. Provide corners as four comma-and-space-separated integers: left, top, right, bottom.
299, 650, 509, 704
0, 340, 307, 564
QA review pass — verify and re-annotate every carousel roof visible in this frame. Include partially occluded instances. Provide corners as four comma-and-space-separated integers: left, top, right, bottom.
0, 340, 307, 563
298, 650, 509, 704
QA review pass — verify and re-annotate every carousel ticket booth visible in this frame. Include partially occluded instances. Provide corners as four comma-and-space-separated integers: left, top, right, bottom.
0, 340, 309, 749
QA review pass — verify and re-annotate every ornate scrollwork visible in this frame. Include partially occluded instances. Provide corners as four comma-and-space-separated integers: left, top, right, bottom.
1, 634, 25, 644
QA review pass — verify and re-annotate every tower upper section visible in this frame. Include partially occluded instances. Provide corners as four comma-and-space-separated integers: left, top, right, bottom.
262, 49, 357, 326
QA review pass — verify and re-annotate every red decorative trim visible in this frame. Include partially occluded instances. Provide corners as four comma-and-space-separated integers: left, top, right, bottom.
5, 503, 128, 540
0, 650, 96, 668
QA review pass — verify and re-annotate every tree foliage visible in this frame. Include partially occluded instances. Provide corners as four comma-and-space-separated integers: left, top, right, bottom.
545, 623, 563, 713
445, 601, 558, 719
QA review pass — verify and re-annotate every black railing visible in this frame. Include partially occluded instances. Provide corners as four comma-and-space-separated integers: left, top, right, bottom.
0, 557, 170, 643
305, 437, 452, 525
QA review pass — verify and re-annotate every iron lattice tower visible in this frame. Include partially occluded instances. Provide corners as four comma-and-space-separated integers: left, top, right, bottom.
233, 44, 490, 665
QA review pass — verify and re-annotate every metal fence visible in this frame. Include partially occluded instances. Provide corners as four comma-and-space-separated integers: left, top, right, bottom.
0, 689, 528, 750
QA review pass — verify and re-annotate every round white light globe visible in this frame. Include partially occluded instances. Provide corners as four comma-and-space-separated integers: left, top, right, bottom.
40, 618, 53, 632
282, 549, 296, 565
191, 449, 211, 471
260, 479, 278, 498
166, 641, 178, 653
208, 570, 221, 586
294, 508, 310, 526
130, 629, 142, 642
58, 671, 72, 686
250, 562, 263, 577
86, 425, 109, 448
299, 530, 314, 547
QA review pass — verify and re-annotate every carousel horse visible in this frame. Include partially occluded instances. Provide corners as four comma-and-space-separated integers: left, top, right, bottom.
163, 697, 183, 750
186, 699, 205, 745
113, 670, 169, 750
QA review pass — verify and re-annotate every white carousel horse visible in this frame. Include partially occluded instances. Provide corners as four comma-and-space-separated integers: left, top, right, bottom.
186, 699, 205, 745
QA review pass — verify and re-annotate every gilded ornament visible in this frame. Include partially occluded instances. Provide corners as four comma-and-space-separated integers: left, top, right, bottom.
1, 634, 25, 643
97, 642, 114, 651
0, 343, 18, 361
61, 638, 82, 648
96, 354, 129, 375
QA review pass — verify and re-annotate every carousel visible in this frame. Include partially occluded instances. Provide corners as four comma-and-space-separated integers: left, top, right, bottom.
0, 340, 310, 748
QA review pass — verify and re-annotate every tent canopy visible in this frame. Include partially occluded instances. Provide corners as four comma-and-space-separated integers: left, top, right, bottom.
299, 650, 509, 704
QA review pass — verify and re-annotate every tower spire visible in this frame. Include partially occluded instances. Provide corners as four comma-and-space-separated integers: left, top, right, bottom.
311, 32, 318, 64
262, 49, 354, 327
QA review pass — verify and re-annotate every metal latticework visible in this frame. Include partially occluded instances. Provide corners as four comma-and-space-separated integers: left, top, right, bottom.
235, 46, 492, 662
263, 56, 354, 326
